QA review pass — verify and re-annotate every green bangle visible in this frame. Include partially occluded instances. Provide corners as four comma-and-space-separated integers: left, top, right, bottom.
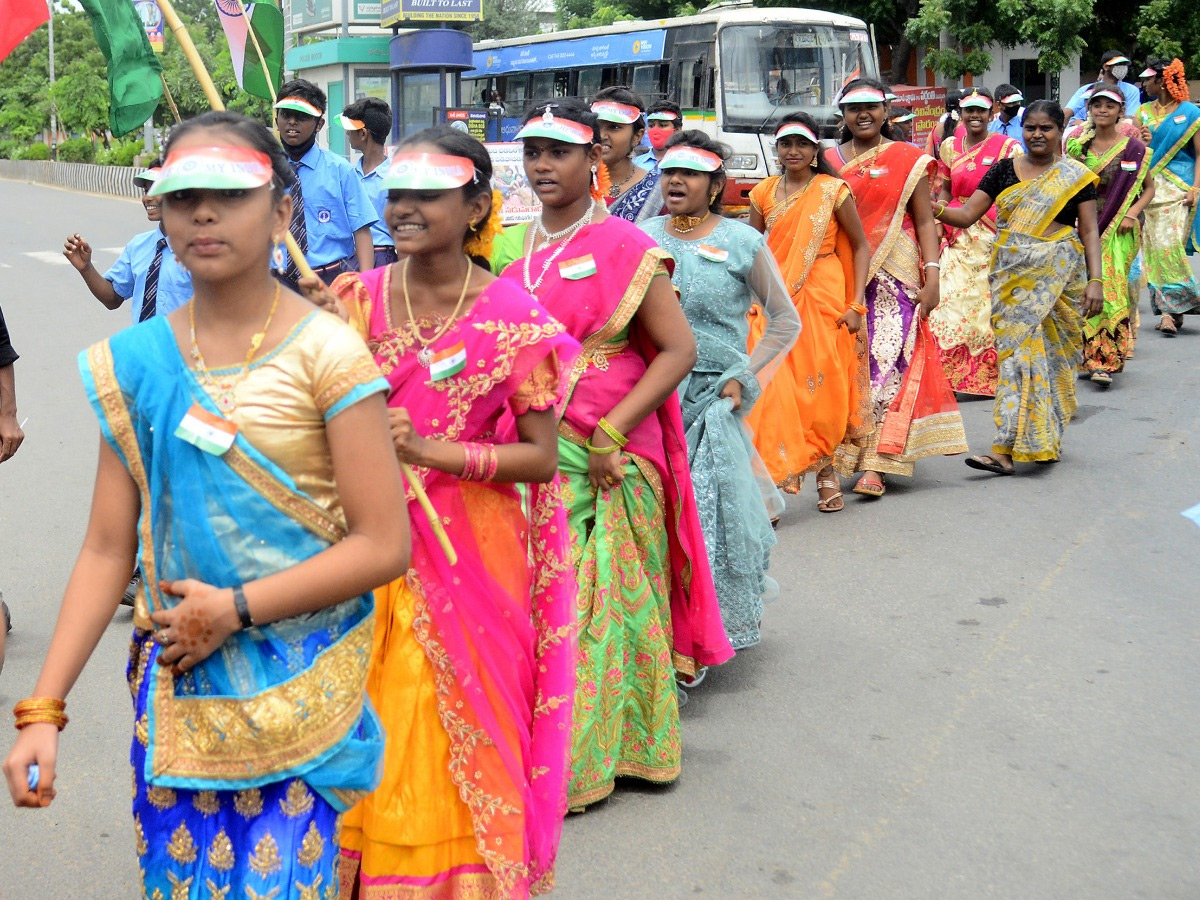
584, 439, 621, 455
596, 416, 629, 448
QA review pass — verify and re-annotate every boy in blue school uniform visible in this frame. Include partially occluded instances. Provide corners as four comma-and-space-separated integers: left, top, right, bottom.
341, 96, 396, 268
63, 163, 193, 324
274, 79, 378, 286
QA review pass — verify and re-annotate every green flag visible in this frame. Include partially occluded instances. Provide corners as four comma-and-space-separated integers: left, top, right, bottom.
78, 0, 163, 136
214, 0, 284, 102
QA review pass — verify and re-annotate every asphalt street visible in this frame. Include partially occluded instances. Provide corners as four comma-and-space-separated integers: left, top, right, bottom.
0, 179, 1197, 899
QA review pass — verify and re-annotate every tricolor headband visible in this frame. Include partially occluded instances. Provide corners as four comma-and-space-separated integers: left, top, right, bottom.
1088, 87, 1125, 105
884, 92, 898, 101
339, 115, 366, 131
515, 109, 594, 145
1106, 55, 1131, 66
591, 101, 642, 124
647, 111, 680, 123
890, 111, 916, 123
133, 166, 161, 186
381, 153, 477, 190
1139, 67, 1158, 78
148, 147, 275, 196
838, 87, 887, 105
959, 90, 992, 110
775, 122, 819, 144
274, 96, 323, 118
659, 146, 723, 172
1000, 92, 1023, 104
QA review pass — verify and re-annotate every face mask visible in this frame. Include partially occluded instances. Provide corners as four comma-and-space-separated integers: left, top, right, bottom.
647, 127, 673, 150
1110, 65, 1128, 80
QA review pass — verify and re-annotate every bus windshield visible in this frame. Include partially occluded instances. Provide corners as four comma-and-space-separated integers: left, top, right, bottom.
719, 23, 874, 131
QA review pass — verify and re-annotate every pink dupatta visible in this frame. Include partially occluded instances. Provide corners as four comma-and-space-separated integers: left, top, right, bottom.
334, 268, 581, 896
500, 218, 733, 672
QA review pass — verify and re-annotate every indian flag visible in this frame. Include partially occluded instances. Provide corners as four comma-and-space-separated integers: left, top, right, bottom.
214, 0, 284, 102
558, 254, 597, 280
429, 341, 467, 382
174, 404, 238, 455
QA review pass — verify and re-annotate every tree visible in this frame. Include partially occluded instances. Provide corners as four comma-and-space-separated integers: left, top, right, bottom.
905, 0, 1095, 80
1135, 0, 1200, 73
468, 0, 543, 40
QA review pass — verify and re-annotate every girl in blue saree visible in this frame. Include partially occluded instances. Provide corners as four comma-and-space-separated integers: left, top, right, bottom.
3, 112, 410, 900
1137, 58, 1200, 333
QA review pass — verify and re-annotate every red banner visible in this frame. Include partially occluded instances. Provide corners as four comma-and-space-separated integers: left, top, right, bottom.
891, 85, 948, 151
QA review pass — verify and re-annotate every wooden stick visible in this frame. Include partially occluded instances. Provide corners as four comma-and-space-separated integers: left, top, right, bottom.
160, 11, 459, 568
159, 74, 182, 124
233, 0, 278, 105
155, 0, 224, 112
281, 233, 458, 567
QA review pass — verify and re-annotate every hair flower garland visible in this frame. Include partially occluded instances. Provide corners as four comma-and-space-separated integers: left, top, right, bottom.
1164, 58, 1190, 103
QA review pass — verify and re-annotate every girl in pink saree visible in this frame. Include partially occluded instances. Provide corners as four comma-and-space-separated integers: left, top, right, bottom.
310, 128, 580, 899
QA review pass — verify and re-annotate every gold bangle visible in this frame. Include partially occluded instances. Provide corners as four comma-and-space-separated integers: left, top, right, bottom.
584, 439, 621, 455
596, 417, 629, 448
1087, 277, 1103, 285
849, 303, 868, 315
14, 697, 68, 732
934, 202, 947, 217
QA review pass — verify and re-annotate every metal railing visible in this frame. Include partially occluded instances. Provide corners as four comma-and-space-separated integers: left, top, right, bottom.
0, 161, 144, 199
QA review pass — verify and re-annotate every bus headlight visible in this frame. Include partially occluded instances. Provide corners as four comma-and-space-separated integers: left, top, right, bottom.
725, 153, 758, 171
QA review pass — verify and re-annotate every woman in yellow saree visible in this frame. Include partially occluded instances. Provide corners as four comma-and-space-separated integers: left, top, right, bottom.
936, 100, 1105, 473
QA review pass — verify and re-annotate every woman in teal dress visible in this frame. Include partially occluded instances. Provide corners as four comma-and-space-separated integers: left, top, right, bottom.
641, 132, 799, 651
4, 112, 410, 900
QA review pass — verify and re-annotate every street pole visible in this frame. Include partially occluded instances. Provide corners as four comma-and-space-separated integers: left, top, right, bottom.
47, 0, 57, 160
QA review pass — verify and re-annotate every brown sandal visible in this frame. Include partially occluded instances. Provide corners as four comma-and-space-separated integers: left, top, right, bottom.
1159, 314, 1178, 336
816, 478, 844, 512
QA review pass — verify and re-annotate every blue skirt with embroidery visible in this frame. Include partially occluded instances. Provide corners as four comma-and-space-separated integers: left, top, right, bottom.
128, 630, 343, 900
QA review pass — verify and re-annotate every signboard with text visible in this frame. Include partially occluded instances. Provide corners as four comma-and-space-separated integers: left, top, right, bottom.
135, 0, 164, 53
891, 85, 947, 150
471, 29, 666, 75
381, 0, 482, 27
444, 108, 490, 142
486, 142, 539, 225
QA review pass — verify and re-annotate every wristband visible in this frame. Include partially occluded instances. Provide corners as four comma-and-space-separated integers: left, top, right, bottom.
233, 584, 254, 630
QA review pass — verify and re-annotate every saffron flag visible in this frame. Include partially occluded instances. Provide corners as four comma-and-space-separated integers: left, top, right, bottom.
77, 0, 162, 136
0, 0, 50, 64
214, 0, 284, 102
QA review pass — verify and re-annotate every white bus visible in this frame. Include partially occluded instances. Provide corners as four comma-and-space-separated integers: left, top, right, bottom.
465, 2, 878, 205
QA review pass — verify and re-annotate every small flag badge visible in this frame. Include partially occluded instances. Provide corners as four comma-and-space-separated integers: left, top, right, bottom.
1120, 160, 1138, 171
559, 254, 597, 280
1174, 114, 1187, 123
697, 244, 729, 263
869, 166, 888, 178
175, 403, 237, 455
429, 340, 467, 382
982, 156, 995, 165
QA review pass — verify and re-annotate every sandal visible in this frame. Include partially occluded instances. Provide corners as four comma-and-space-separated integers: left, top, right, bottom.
1159, 314, 1178, 336
964, 454, 1015, 476
1090, 370, 1112, 387
816, 477, 844, 512
853, 473, 885, 497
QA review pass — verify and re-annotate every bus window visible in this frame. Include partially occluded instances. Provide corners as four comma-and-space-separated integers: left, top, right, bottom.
577, 67, 602, 100
718, 24, 875, 131
630, 63, 667, 102
506, 77, 529, 108
531, 71, 555, 102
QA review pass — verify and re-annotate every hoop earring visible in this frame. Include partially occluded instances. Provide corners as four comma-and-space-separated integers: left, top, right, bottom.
591, 164, 599, 194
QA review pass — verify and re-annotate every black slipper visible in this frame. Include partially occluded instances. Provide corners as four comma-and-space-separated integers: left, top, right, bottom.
965, 455, 1015, 476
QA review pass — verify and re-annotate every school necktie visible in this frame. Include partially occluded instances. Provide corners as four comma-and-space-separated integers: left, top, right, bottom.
285, 160, 308, 281
139, 237, 168, 322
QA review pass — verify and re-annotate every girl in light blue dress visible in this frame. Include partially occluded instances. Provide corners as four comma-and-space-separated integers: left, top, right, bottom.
641, 131, 799, 653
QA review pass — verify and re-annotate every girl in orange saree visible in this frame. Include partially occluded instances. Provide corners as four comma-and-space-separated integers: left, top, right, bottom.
826, 79, 965, 497
747, 113, 871, 512
310, 128, 580, 899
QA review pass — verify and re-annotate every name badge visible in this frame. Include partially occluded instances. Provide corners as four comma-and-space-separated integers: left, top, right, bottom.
1120, 160, 1138, 172
175, 403, 237, 455
869, 166, 888, 178
696, 244, 729, 263
1174, 114, 1187, 124
559, 254, 597, 280
982, 156, 995, 165
317, 208, 332, 223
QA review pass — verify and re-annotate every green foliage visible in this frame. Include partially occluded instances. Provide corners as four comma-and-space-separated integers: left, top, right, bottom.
110, 138, 144, 166
0, 140, 20, 159
906, 0, 1094, 76
1136, 0, 1200, 73
468, 0, 543, 40
17, 143, 51, 160
57, 137, 97, 163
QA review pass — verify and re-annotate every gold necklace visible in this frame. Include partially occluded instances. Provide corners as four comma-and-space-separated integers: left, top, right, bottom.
402, 256, 472, 368
189, 282, 281, 414
850, 139, 886, 176
670, 211, 710, 234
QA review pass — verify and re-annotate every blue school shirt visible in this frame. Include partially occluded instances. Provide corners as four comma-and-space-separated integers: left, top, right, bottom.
103, 227, 193, 325
633, 149, 659, 171
286, 144, 379, 268
355, 156, 393, 249
988, 108, 1026, 150
1066, 81, 1141, 120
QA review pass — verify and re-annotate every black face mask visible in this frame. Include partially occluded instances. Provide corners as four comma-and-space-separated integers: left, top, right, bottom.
282, 131, 318, 160
1002, 104, 1021, 117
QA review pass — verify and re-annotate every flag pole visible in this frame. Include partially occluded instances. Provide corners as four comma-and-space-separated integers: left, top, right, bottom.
154, 0, 223, 111
155, 0, 459, 566
233, 0, 277, 105
159, 74, 182, 123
